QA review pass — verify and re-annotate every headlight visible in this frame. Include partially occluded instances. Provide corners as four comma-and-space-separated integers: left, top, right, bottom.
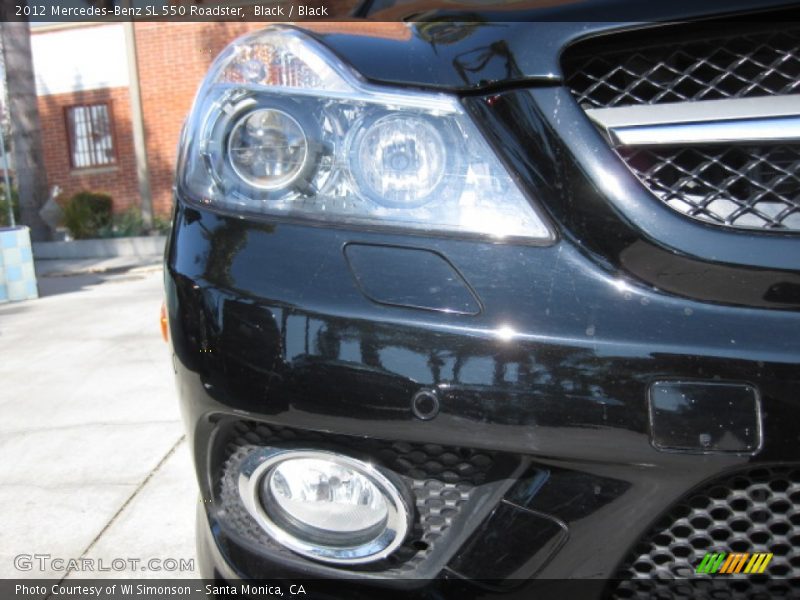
179, 26, 553, 242
351, 114, 447, 208
238, 448, 410, 564
227, 108, 309, 191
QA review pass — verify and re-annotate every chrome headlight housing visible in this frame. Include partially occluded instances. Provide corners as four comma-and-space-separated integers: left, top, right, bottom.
179, 26, 553, 243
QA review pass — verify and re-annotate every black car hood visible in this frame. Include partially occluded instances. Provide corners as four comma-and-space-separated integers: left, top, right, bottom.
299, 0, 797, 91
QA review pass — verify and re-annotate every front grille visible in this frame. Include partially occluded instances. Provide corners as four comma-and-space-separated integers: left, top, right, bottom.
620, 145, 800, 230
214, 420, 514, 576
564, 26, 800, 109
562, 21, 800, 233
609, 465, 800, 599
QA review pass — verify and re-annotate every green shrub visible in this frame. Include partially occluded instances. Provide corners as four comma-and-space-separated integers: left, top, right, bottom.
63, 191, 112, 239
152, 214, 172, 235
0, 184, 19, 227
113, 207, 145, 237
96, 207, 145, 238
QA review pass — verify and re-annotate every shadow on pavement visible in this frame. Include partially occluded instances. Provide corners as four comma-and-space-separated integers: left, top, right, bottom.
38, 273, 109, 297
0, 303, 32, 316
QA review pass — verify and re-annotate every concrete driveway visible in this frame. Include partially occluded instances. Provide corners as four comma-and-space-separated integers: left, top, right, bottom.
0, 264, 197, 580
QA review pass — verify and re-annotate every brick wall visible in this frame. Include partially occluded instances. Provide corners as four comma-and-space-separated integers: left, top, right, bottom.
37, 86, 141, 214
132, 19, 374, 216
36, 17, 393, 219
35, 22, 266, 219
134, 21, 265, 216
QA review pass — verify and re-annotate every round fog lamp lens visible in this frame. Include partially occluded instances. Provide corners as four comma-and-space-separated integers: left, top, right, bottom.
227, 108, 308, 191
240, 450, 410, 564
264, 458, 389, 545
353, 115, 446, 207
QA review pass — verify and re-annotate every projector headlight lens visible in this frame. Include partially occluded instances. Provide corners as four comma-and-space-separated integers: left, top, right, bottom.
227, 108, 308, 191
351, 114, 447, 208
238, 449, 410, 564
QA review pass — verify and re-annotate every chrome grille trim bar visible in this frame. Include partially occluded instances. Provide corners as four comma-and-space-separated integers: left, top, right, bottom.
586, 96, 800, 146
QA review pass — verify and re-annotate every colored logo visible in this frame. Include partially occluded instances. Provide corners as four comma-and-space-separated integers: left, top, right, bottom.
696, 552, 773, 575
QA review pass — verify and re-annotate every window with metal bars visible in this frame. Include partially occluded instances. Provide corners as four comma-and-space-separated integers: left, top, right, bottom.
65, 103, 116, 169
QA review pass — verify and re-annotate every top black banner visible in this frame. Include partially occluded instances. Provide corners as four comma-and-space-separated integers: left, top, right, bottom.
1, 0, 798, 23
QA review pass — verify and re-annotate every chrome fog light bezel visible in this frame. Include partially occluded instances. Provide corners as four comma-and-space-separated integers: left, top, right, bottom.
237, 447, 411, 565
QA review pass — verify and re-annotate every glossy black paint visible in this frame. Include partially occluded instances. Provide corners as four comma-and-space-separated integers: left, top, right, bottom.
304, 2, 797, 92
344, 243, 482, 315
464, 90, 800, 306
168, 10, 800, 595
167, 196, 800, 585
448, 500, 568, 581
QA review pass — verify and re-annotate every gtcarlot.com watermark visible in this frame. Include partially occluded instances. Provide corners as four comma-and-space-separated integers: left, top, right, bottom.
14, 554, 195, 573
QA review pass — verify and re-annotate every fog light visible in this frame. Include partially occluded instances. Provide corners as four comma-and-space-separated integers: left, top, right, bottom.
238, 449, 410, 564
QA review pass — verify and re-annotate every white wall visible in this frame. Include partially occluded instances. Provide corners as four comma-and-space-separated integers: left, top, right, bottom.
31, 24, 129, 96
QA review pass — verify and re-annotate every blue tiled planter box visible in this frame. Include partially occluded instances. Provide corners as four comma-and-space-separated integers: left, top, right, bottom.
0, 226, 38, 303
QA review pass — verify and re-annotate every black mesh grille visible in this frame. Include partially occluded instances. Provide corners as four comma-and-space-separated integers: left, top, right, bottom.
619, 145, 800, 230
225, 420, 499, 486
609, 465, 800, 599
564, 27, 800, 109
214, 420, 513, 575
563, 22, 800, 233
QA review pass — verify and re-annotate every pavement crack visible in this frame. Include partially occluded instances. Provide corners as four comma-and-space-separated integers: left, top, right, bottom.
47, 434, 186, 593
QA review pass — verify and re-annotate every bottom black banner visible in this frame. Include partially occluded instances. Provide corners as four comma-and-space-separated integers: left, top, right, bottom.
4, 578, 800, 600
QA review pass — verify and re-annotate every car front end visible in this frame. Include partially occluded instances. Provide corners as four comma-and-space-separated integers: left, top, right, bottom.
165, 6, 800, 597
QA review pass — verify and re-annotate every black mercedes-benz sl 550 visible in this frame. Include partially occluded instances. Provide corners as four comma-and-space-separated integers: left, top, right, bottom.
164, 2, 800, 597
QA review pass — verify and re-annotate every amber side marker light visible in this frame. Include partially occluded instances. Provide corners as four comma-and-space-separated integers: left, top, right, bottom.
160, 301, 169, 342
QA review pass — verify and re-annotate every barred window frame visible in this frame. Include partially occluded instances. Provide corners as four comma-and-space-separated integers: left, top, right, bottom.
65, 102, 118, 169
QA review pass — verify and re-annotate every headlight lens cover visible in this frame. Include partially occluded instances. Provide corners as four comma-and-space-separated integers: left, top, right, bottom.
352, 114, 447, 208
227, 108, 309, 191
179, 27, 553, 242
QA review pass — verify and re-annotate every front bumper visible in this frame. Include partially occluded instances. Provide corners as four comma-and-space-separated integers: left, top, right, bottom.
166, 83, 800, 596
